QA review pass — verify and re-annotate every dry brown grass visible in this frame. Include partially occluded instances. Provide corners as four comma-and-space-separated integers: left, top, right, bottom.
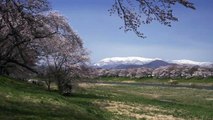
206, 98, 213, 101
121, 81, 136, 83
78, 83, 116, 88
94, 100, 184, 120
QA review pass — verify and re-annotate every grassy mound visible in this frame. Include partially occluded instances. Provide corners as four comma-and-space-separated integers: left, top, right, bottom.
0, 76, 110, 120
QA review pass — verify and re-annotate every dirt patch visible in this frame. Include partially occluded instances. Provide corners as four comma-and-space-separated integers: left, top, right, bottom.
121, 81, 136, 83
78, 83, 116, 88
206, 98, 213, 101
78, 83, 95, 88
94, 100, 183, 120
114, 89, 161, 99
96, 83, 117, 86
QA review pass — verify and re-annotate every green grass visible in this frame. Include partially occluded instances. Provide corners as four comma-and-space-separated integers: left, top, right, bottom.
0, 76, 111, 120
97, 77, 213, 86
85, 85, 213, 119
1, 76, 213, 119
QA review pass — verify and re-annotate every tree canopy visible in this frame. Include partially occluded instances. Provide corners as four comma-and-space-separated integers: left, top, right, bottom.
0, 0, 51, 75
0, 0, 88, 77
110, 0, 195, 38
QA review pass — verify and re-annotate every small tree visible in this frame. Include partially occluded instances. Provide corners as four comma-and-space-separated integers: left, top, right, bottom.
37, 65, 54, 91
38, 12, 89, 95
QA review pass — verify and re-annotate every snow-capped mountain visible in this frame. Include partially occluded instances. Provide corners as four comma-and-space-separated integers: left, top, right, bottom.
94, 57, 212, 69
94, 57, 161, 67
171, 59, 212, 66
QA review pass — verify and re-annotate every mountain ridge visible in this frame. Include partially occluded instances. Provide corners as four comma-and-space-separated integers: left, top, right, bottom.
94, 57, 212, 69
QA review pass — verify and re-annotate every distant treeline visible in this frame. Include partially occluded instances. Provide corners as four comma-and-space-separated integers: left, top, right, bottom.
95, 65, 213, 79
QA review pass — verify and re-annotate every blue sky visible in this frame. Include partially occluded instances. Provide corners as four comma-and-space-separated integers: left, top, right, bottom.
49, 0, 213, 63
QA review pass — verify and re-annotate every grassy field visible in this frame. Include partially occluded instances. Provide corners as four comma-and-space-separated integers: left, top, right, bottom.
96, 77, 213, 86
1, 76, 213, 120
0, 76, 112, 120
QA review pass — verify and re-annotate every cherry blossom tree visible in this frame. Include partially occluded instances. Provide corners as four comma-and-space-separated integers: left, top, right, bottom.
110, 0, 195, 38
37, 12, 89, 94
0, 0, 53, 75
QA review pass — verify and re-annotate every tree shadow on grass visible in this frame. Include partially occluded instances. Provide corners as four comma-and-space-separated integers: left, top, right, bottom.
0, 95, 107, 120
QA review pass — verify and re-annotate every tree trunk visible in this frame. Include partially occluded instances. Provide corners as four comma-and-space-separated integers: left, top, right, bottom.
0, 67, 2, 75
47, 83, 51, 91
0, 66, 9, 75
46, 78, 51, 91
57, 82, 64, 94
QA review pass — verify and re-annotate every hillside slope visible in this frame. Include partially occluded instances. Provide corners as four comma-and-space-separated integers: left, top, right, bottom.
0, 76, 109, 120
